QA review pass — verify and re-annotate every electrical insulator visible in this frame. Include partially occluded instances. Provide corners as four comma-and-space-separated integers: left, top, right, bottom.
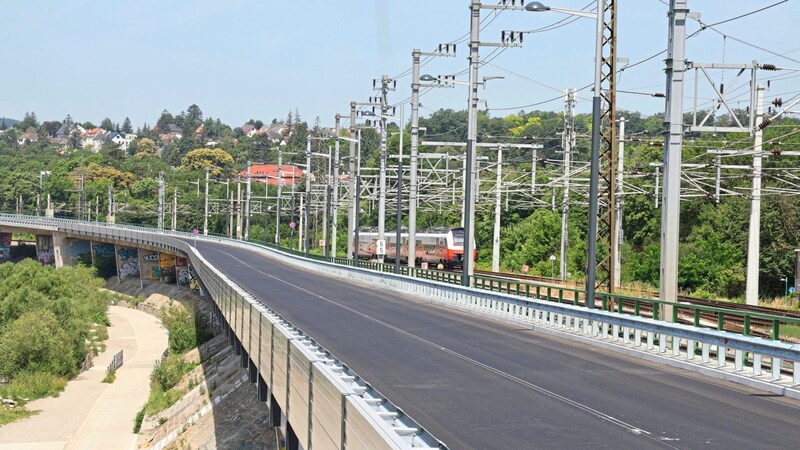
773, 98, 783, 107
758, 118, 772, 130
772, 146, 782, 156
760, 64, 778, 71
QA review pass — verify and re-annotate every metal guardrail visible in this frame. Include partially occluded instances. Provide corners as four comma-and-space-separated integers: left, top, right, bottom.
0, 214, 444, 450
228, 239, 800, 397
320, 252, 800, 341
108, 350, 123, 374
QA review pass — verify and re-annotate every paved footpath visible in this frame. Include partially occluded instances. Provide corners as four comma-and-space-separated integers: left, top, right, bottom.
0, 305, 168, 450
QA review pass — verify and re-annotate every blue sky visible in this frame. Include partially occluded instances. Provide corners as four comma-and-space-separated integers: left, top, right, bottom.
1, 0, 798, 129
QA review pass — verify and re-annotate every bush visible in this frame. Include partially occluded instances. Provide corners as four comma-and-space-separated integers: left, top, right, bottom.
133, 408, 145, 433
150, 354, 196, 392
0, 310, 75, 379
1, 371, 67, 400
0, 260, 108, 402
162, 305, 212, 354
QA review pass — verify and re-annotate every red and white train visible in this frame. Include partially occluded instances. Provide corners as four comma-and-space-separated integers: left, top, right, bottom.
355, 227, 476, 269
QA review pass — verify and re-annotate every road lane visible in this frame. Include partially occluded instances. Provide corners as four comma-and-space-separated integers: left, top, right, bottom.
196, 241, 800, 449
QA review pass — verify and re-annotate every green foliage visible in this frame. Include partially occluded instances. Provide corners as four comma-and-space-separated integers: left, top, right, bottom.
0, 260, 107, 399
143, 354, 196, 415
103, 365, 116, 383
133, 408, 145, 433
0, 406, 38, 427
162, 305, 211, 354
0, 371, 67, 399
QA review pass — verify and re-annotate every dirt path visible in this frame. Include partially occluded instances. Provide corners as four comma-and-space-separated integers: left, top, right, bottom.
0, 305, 168, 450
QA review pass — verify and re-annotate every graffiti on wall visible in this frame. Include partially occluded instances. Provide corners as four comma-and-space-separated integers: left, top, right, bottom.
139, 251, 160, 280
0, 233, 11, 263
38, 248, 55, 266
176, 266, 190, 286
116, 247, 139, 278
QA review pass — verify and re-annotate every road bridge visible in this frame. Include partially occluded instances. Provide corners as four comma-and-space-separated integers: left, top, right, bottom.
2, 215, 800, 449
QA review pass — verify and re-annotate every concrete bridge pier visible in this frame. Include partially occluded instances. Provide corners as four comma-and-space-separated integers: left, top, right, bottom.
52, 232, 68, 268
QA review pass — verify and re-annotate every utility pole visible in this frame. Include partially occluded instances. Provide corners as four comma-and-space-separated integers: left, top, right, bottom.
560, 89, 576, 281
491, 145, 503, 272
244, 161, 251, 241
410, 50, 421, 268
228, 190, 233, 238
347, 102, 357, 259
463, 0, 481, 287
375, 75, 395, 264
332, 115, 341, 257
614, 116, 626, 288
531, 148, 538, 194
157, 171, 165, 230
276, 149, 283, 245
304, 136, 312, 257
395, 103, 404, 274
408, 44, 456, 268
107, 185, 114, 224
236, 181, 242, 240
203, 167, 210, 235
172, 188, 177, 231
659, 0, 690, 316
745, 85, 765, 306
461, 0, 525, 286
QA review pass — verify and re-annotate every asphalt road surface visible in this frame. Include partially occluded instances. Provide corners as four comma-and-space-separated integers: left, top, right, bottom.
195, 241, 800, 449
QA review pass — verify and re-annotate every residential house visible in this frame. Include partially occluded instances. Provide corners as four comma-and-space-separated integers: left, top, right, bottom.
112, 133, 136, 152
158, 124, 183, 144
17, 131, 38, 146
239, 164, 304, 186
241, 123, 257, 137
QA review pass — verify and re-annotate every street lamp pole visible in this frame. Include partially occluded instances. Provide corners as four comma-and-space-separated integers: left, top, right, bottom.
525, 1, 604, 308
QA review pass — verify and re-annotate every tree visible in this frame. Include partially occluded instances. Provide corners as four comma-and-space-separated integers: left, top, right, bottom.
180, 148, 234, 176
100, 117, 115, 131
156, 110, 174, 130
122, 117, 133, 133
82, 121, 96, 130
186, 104, 203, 126
286, 110, 293, 132
133, 138, 159, 158
74, 163, 136, 190
18, 111, 39, 130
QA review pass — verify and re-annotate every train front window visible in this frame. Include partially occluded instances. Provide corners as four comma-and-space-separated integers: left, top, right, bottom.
452, 229, 464, 245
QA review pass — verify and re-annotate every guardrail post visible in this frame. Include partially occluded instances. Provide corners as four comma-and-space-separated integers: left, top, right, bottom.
754, 354, 763, 375
772, 358, 782, 381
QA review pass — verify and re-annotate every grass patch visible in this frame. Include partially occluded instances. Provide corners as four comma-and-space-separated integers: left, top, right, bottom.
102, 366, 116, 384
141, 354, 197, 415
0, 406, 38, 426
0, 371, 67, 400
133, 407, 145, 433
780, 324, 800, 340
143, 386, 187, 415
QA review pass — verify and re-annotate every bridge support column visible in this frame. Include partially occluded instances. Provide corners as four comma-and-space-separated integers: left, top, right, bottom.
52, 232, 68, 268
258, 375, 269, 402
286, 422, 299, 450
249, 357, 258, 383
270, 394, 282, 427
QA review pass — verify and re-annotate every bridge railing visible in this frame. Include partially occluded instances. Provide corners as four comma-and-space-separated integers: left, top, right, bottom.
319, 250, 800, 342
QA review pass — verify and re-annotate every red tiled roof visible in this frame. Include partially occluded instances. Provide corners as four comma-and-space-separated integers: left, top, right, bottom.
239, 164, 304, 185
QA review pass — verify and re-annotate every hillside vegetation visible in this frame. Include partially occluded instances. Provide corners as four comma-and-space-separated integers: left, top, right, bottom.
0, 260, 108, 408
